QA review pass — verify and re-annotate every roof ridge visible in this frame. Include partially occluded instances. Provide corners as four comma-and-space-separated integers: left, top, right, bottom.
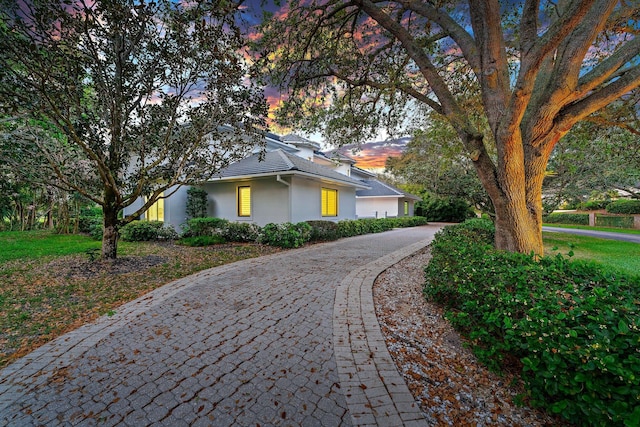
275, 149, 297, 170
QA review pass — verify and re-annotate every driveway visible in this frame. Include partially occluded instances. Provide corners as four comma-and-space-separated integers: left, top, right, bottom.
0, 225, 442, 426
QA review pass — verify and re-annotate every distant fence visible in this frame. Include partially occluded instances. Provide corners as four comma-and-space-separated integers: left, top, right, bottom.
544, 212, 640, 229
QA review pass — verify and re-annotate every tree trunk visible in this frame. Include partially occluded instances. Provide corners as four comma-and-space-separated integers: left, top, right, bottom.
466, 133, 545, 257
493, 198, 543, 256
101, 188, 119, 260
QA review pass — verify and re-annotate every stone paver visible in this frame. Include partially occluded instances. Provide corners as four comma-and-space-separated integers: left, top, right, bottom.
0, 225, 442, 426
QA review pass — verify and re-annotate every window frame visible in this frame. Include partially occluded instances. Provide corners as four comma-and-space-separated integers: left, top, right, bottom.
321, 187, 338, 217
145, 193, 164, 222
237, 185, 252, 217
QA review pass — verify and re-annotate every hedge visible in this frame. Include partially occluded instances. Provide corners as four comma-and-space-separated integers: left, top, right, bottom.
543, 213, 589, 225
424, 219, 640, 426
606, 199, 640, 215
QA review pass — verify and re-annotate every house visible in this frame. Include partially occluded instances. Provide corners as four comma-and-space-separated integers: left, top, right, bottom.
125, 132, 419, 230
201, 148, 369, 226
322, 151, 421, 219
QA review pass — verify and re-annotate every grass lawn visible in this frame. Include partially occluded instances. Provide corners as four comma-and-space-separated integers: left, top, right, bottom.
0, 230, 281, 369
543, 232, 640, 276
0, 230, 102, 262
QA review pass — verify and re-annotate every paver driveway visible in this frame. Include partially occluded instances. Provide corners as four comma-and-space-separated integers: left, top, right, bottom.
0, 225, 441, 426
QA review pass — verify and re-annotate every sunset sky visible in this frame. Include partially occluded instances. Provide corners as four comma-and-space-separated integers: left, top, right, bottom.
327, 137, 410, 172
239, 1, 410, 172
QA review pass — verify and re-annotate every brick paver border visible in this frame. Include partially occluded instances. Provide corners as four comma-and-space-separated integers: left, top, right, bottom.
334, 238, 434, 427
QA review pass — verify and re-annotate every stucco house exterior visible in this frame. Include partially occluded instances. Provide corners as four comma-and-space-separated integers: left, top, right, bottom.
124, 132, 420, 231
201, 148, 369, 226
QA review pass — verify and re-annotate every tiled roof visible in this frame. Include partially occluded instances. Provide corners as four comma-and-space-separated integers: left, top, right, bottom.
213, 149, 369, 188
356, 180, 421, 200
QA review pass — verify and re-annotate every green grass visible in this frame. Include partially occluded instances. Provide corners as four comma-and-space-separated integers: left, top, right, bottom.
543, 223, 640, 234
0, 230, 102, 262
543, 232, 640, 276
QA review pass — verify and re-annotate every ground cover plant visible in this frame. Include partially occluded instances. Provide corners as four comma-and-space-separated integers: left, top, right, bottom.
424, 219, 640, 426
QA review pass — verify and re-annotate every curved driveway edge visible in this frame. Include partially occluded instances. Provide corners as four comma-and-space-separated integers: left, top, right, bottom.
0, 225, 443, 426
334, 238, 436, 427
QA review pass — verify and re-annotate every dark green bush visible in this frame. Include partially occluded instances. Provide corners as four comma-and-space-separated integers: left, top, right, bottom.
424, 219, 640, 426
420, 197, 476, 222
336, 219, 365, 237
606, 199, 640, 215
543, 212, 589, 225
185, 187, 209, 219
78, 216, 103, 234
120, 220, 177, 241
259, 222, 311, 248
306, 220, 341, 241
390, 216, 429, 227
220, 222, 260, 242
89, 221, 104, 240
178, 235, 226, 246
184, 217, 229, 237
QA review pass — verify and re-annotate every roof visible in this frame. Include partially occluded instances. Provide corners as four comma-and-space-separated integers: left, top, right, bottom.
212, 149, 370, 189
350, 166, 376, 179
356, 179, 421, 200
281, 134, 322, 150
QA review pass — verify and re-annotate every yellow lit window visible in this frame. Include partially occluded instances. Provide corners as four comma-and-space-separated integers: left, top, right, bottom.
321, 188, 337, 217
404, 201, 409, 216
146, 193, 164, 222
238, 186, 251, 217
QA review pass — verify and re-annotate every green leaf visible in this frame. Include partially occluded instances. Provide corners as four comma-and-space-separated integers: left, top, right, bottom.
618, 319, 630, 334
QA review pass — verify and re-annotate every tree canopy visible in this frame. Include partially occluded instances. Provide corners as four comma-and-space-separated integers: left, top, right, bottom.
255, 0, 640, 255
0, 0, 267, 258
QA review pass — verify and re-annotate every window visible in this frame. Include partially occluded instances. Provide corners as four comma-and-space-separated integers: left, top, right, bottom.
237, 186, 251, 217
321, 188, 338, 217
404, 201, 409, 216
146, 193, 164, 222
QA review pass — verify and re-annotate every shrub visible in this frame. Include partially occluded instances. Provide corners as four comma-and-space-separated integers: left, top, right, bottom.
420, 197, 476, 222
543, 212, 589, 225
220, 222, 260, 243
184, 217, 229, 237
391, 216, 429, 228
120, 220, 177, 242
178, 235, 226, 246
185, 187, 208, 219
306, 220, 341, 241
424, 219, 640, 426
259, 222, 311, 248
89, 222, 104, 240
577, 200, 609, 211
338, 219, 370, 237
606, 199, 640, 215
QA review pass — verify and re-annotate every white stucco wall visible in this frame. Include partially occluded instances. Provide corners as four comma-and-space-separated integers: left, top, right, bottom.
356, 197, 400, 218
202, 177, 290, 226
200, 175, 358, 226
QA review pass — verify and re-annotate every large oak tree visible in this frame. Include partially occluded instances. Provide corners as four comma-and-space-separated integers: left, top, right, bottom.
0, 0, 267, 259
256, 0, 640, 255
